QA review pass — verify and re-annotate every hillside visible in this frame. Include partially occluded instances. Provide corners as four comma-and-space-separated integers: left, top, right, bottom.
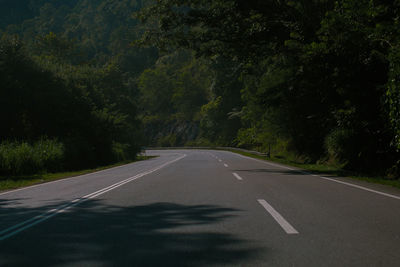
1, 0, 399, 178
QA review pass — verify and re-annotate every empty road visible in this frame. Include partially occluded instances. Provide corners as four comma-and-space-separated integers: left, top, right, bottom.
1, 149, 400, 266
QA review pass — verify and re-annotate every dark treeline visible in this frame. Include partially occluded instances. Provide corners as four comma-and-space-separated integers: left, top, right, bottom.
0, 0, 157, 174
0, 33, 142, 173
0, 0, 399, 178
137, 0, 400, 177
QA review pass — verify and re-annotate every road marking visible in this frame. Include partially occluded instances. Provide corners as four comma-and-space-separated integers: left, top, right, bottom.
258, 199, 299, 234
210, 154, 218, 160
0, 154, 186, 241
218, 159, 222, 162
224, 163, 228, 167
233, 153, 294, 170
319, 176, 400, 200
0, 154, 161, 197
232, 173, 243, 180
231, 152, 400, 200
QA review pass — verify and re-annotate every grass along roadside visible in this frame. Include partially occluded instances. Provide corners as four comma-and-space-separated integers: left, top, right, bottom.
223, 149, 400, 190
0, 155, 156, 192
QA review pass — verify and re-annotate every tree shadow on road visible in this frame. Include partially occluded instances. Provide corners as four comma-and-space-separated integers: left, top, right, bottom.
235, 168, 309, 176
234, 168, 361, 180
0, 200, 262, 266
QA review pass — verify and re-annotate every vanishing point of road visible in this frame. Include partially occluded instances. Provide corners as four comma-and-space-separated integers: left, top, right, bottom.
1, 149, 400, 266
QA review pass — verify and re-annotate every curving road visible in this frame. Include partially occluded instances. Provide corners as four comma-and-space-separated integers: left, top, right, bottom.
1, 149, 400, 266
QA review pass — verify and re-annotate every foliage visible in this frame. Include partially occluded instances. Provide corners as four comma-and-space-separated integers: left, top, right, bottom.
0, 32, 141, 172
138, 0, 400, 176
325, 128, 357, 164
2, 0, 400, 178
387, 47, 400, 150
198, 57, 243, 146
137, 50, 212, 145
157, 134, 178, 147
0, 139, 64, 175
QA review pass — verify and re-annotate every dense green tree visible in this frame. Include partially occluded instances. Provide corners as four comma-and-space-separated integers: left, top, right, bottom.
199, 57, 243, 146
309, 0, 399, 169
138, 0, 400, 175
2, 0, 400, 177
0, 34, 141, 170
137, 50, 211, 146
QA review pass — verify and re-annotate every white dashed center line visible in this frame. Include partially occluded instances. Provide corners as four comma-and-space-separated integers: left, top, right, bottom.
258, 199, 299, 234
232, 173, 243, 180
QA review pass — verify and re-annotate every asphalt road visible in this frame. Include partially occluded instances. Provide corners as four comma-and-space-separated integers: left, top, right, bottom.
1, 149, 400, 266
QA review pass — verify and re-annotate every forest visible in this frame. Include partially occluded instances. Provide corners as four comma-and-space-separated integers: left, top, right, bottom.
0, 0, 399, 178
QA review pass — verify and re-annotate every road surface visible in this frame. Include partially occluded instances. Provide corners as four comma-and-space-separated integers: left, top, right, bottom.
1, 149, 400, 266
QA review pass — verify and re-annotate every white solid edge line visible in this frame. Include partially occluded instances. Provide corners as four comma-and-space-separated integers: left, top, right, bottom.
0, 154, 164, 197
233, 153, 294, 170
0, 154, 186, 241
319, 176, 400, 200
230, 151, 400, 201
232, 173, 243, 180
224, 163, 229, 167
258, 199, 299, 234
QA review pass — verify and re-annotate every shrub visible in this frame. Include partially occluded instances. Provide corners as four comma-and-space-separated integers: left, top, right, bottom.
185, 138, 214, 147
34, 138, 64, 172
0, 139, 64, 175
325, 128, 357, 164
157, 134, 177, 147
112, 142, 133, 162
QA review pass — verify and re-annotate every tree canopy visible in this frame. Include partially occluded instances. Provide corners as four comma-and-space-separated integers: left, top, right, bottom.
1, 0, 399, 177
137, 0, 400, 175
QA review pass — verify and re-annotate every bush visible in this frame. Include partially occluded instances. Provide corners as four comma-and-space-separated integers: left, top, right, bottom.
34, 138, 64, 171
325, 128, 357, 164
185, 138, 214, 147
157, 134, 177, 147
0, 139, 64, 175
112, 142, 134, 162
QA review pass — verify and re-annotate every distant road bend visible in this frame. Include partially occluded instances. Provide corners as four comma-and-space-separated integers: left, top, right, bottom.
1, 149, 400, 266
